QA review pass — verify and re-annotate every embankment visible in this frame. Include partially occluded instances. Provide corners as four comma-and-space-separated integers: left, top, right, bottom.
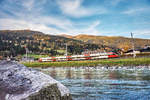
22, 58, 150, 67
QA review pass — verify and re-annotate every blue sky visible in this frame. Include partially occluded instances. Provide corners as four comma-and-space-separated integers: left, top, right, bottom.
0, 0, 150, 39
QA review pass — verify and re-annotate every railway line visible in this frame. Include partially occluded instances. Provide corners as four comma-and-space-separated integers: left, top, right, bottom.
39, 52, 118, 62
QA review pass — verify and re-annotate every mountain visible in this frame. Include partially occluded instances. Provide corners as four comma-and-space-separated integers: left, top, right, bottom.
59, 34, 74, 38
4, 30, 149, 57
0, 30, 104, 57
61, 34, 150, 51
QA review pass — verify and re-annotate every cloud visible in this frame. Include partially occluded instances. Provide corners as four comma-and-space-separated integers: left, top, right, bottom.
22, 0, 35, 11
83, 21, 101, 35
0, 15, 77, 35
109, 0, 123, 6
122, 8, 147, 15
0, 0, 75, 34
130, 30, 150, 39
0, 0, 149, 39
0, 0, 102, 35
133, 30, 150, 36
31, 16, 75, 33
0, 18, 61, 34
0, 0, 46, 17
66, 20, 101, 35
57, 0, 106, 18
57, 0, 90, 17
22, 0, 47, 11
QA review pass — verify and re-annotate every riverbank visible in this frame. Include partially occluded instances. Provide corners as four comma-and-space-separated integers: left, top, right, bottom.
22, 57, 150, 67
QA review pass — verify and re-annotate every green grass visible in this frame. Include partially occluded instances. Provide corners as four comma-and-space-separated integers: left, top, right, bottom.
22, 54, 49, 59
56, 50, 65, 54
22, 57, 150, 68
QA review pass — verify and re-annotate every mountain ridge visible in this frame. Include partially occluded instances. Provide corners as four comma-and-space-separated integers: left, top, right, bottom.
0, 30, 102, 57
59, 34, 149, 40
59, 34, 150, 51
0, 30, 150, 57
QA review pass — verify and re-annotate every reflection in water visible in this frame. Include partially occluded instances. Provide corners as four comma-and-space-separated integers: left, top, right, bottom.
51, 67, 56, 79
40, 67, 150, 100
84, 68, 92, 79
66, 68, 72, 79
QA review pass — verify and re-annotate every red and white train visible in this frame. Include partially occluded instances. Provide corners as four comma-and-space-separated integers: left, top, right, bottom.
39, 52, 118, 62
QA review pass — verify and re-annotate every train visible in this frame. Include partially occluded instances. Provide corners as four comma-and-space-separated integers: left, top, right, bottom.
38, 52, 119, 62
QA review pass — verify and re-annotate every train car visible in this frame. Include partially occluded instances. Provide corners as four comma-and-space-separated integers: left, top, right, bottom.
39, 52, 119, 62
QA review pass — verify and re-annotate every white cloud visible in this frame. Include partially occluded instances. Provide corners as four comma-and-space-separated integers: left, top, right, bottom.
103, 0, 124, 7
81, 21, 101, 35
0, 0, 105, 36
0, 0, 102, 35
22, 0, 47, 11
57, 0, 89, 17
22, 0, 35, 11
32, 16, 74, 31
129, 30, 150, 39
57, 0, 106, 18
0, 0, 74, 34
122, 3, 150, 15
123, 8, 147, 15
65, 20, 101, 35
0, 15, 78, 35
0, 18, 61, 34
108, 0, 123, 6
0, 11, 10, 17
132, 30, 150, 36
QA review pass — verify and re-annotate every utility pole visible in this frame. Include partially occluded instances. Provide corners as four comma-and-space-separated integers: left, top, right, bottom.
131, 32, 136, 58
25, 47, 28, 61
65, 43, 68, 56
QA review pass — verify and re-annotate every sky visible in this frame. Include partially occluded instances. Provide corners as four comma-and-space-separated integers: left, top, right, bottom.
0, 0, 150, 39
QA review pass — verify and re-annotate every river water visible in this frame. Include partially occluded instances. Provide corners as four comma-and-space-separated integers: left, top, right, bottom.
39, 66, 150, 100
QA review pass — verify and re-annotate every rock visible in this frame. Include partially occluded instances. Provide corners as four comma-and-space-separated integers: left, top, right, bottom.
0, 61, 72, 100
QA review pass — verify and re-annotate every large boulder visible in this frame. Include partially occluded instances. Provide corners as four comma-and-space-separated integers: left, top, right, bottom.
0, 61, 72, 100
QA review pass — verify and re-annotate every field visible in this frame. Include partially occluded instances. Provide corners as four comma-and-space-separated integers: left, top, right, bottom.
22, 54, 49, 59
22, 57, 150, 67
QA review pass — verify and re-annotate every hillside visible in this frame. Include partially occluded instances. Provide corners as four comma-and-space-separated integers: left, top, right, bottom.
3, 30, 149, 58
61, 34, 150, 51
0, 30, 104, 57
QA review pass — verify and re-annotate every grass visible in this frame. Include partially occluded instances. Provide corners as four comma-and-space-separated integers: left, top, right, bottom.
22, 57, 150, 68
22, 54, 49, 59
56, 50, 65, 54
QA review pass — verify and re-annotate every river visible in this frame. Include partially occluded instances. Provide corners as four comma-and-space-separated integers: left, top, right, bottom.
39, 66, 150, 100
